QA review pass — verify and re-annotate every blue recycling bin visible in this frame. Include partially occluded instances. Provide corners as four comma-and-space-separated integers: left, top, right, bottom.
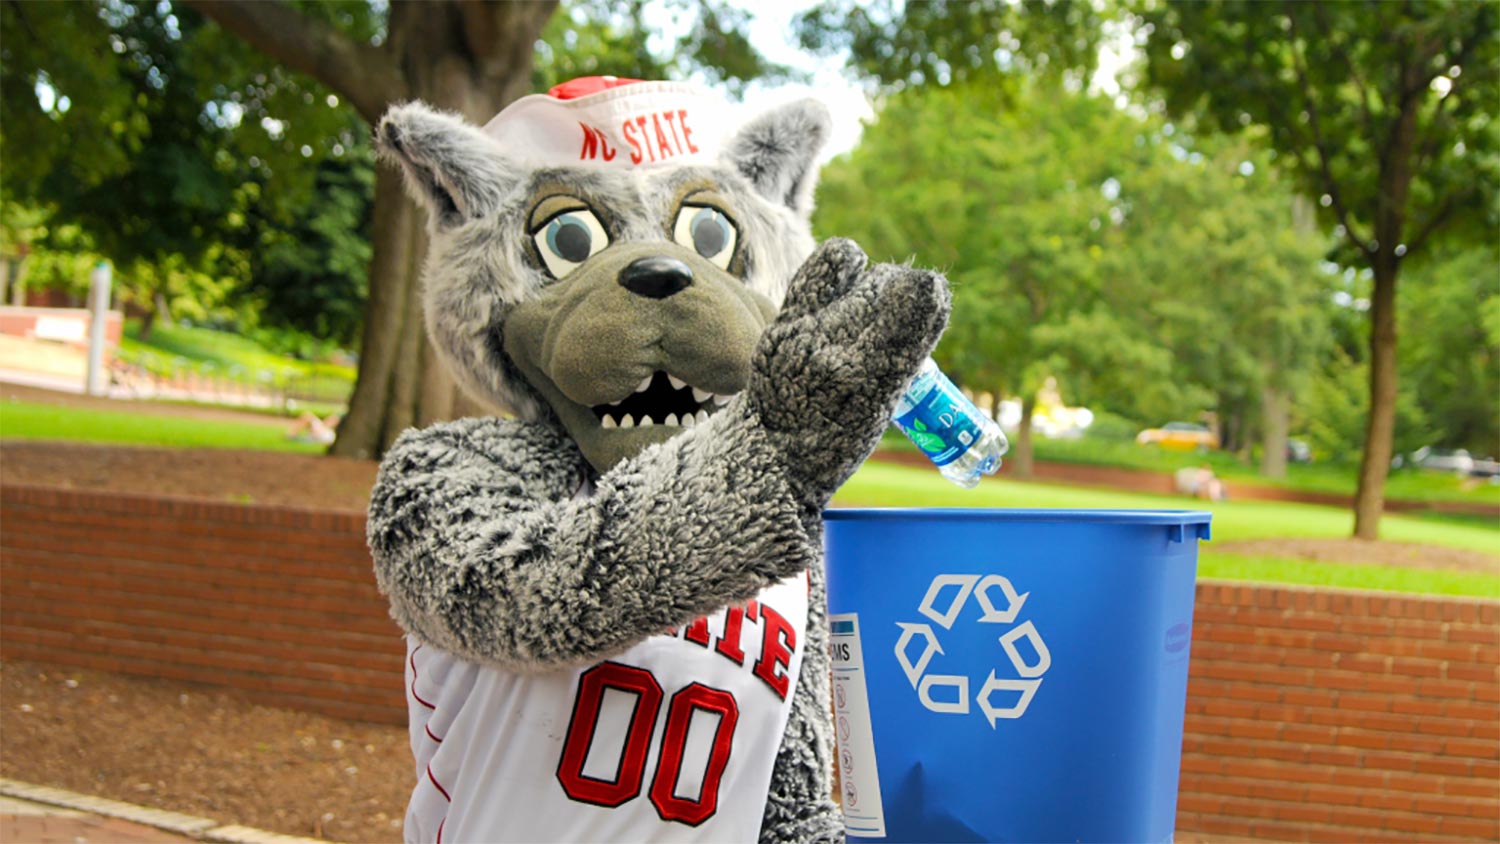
823, 509, 1212, 844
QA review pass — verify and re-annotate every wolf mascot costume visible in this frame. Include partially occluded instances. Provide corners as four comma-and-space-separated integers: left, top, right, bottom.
367, 77, 949, 844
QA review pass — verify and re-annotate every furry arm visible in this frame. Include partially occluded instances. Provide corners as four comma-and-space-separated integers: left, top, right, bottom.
368, 239, 949, 670
367, 413, 817, 669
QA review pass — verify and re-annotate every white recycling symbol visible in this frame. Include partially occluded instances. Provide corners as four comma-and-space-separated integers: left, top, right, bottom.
894, 573, 1051, 727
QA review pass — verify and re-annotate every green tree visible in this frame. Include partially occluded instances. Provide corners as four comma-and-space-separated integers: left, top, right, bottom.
186, 0, 789, 457
1397, 243, 1500, 458
817, 82, 1176, 476
795, 0, 1105, 88
3, 2, 236, 336
1098, 141, 1333, 476
236, 148, 375, 347
1134, 0, 1499, 536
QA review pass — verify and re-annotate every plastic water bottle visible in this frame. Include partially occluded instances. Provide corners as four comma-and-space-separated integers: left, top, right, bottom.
892, 358, 1008, 488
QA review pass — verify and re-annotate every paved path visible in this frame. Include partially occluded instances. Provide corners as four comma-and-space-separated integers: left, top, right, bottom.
0, 781, 325, 844
1, 794, 199, 843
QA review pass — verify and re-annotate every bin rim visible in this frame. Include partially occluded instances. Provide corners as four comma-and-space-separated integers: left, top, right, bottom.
823, 507, 1213, 528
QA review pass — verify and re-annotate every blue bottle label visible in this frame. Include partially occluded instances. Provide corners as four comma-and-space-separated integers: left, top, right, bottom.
894, 387, 982, 467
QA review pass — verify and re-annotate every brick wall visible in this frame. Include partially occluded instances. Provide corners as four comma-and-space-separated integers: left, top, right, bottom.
1180, 582, 1500, 842
2, 484, 1496, 841
0, 485, 405, 725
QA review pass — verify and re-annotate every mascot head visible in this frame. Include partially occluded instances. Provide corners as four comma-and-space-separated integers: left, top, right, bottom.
376, 77, 831, 472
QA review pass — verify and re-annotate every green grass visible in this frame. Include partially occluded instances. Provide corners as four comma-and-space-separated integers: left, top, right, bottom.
0, 400, 324, 453
120, 321, 355, 405
1028, 435, 1500, 506
881, 428, 1499, 506
833, 461, 1500, 598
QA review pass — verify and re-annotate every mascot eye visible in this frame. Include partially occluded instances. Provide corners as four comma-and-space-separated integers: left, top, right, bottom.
533, 210, 609, 278
673, 205, 737, 269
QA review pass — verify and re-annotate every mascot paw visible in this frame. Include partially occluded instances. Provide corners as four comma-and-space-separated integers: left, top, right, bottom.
748, 237, 951, 504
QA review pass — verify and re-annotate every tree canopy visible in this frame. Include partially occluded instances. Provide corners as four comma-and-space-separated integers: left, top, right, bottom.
1133, 0, 1498, 536
815, 80, 1330, 474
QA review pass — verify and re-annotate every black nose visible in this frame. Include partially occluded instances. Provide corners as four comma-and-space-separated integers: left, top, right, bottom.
618, 256, 693, 299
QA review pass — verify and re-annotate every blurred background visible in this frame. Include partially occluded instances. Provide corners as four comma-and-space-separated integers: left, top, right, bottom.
1, 0, 1496, 545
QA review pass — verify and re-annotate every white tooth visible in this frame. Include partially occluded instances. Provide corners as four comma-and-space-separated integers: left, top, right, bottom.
619, 414, 634, 429
696, 410, 710, 424
664, 413, 679, 427
667, 374, 687, 391
681, 413, 696, 428
692, 387, 712, 403
608, 397, 624, 406
713, 394, 733, 407
639, 415, 654, 428
635, 375, 653, 393
601, 415, 617, 429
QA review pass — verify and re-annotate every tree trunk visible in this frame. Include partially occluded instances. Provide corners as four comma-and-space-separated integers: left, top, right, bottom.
329, 164, 420, 457
1013, 393, 1036, 479
1260, 385, 1289, 478
193, 0, 557, 459
138, 288, 167, 341
1352, 256, 1399, 539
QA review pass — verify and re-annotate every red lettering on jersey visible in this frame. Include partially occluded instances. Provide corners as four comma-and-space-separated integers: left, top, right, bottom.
623, 119, 644, 164
679, 110, 698, 153
557, 662, 663, 808
714, 605, 748, 665
752, 604, 796, 700
683, 615, 712, 648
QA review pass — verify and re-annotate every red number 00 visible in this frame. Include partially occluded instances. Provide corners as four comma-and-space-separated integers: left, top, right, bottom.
556, 663, 740, 826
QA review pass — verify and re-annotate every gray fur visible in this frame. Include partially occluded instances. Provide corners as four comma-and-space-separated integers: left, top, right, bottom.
724, 97, 831, 220
370, 93, 950, 843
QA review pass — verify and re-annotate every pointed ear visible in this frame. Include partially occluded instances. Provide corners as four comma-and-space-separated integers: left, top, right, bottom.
723, 98, 831, 219
376, 101, 515, 228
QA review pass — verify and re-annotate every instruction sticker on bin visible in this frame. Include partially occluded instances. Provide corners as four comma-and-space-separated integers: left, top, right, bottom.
829, 614, 886, 837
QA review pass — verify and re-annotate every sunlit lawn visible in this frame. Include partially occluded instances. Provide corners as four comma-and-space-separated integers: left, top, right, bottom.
833, 461, 1500, 599
119, 321, 355, 404
0, 399, 323, 454
879, 429, 1500, 506
4, 397, 1495, 598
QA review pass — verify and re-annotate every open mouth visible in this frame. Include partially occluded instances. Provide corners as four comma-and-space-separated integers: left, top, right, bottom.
591, 371, 734, 429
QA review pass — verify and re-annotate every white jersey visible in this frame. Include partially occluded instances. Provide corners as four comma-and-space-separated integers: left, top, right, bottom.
403, 574, 808, 844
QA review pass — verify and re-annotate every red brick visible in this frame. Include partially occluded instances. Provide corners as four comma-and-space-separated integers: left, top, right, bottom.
1273, 802, 1331, 823
1448, 624, 1500, 645
1440, 816, 1500, 839
1415, 756, 1474, 777
1447, 661, 1500, 682
1418, 677, 1479, 700
1444, 777, 1500, 799
1174, 793, 1222, 815
1388, 731, 1447, 754
1361, 750, 1420, 773
1376, 810, 1444, 835
1358, 791, 1415, 812
1392, 697, 1447, 717
1414, 794, 1487, 815
1329, 767, 1387, 789
1281, 723, 1338, 745
1445, 737, 1500, 759
1283, 688, 1338, 709
1447, 700, 1500, 720
1190, 815, 1256, 838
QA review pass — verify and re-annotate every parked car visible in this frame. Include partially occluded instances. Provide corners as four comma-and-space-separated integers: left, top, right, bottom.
1136, 421, 1219, 452
1469, 457, 1500, 477
1287, 438, 1313, 464
1408, 446, 1474, 475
